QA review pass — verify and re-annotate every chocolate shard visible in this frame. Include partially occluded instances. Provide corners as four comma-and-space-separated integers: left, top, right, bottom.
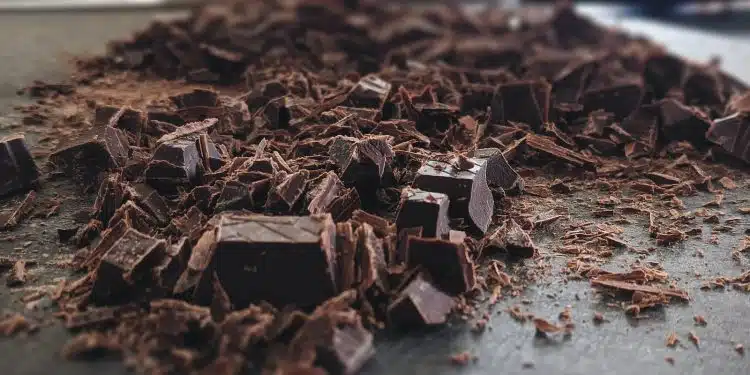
491, 80, 551, 130
156, 118, 218, 144
170, 88, 219, 109
316, 323, 375, 375
328, 135, 395, 187
92, 174, 126, 227
335, 222, 357, 292
643, 53, 687, 99
266, 170, 310, 212
346, 75, 392, 111
173, 226, 217, 298
91, 228, 167, 305
214, 180, 251, 213
525, 134, 596, 170
413, 157, 493, 234
328, 187, 361, 222
706, 112, 750, 163
406, 230, 475, 295
153, 237, 192, 293
481, 219, 536, 258
683, 68, 725, 106
473, 148, 524, 194
145, 135, 201, 192
126, 183, 170, 226
307, 172, 345, 215
2, 191, 37, 230
95, 105, 144, 133
387, 273, 455, 329
620, 104, 660, 153
355, 223, 388, 313
658, 99, 712, 147
50, 126, 129, 187
395, 188, 450, 238
0, 135, 39, 197
213, 214, 337, 309
197, 133, 225, 172
108, 200, 158, 234
582, 82, 643, 121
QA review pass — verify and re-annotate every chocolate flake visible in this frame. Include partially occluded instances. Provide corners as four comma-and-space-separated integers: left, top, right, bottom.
0, 135, 39, 197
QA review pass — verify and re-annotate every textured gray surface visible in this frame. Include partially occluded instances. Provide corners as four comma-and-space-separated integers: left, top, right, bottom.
0, 7, 749, 375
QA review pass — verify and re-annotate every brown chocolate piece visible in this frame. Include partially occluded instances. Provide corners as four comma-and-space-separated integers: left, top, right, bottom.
145, 135, 201, 192
474, 148, 524, 193
491, 80, 550, 130
126, 183, 170, 226
307, 172, 345, 215
2, 191, 37, 230
706, 112, 750, 163
346, 75, 392, 112
214, 180, 252, 213
173, 226, 217, 298
395, 188, 450, 238
645, 172, 681, 186
413, 157, 493, 234
49, 126, 129, 187
0, 135, 39, 197
659, 99, 712, 147
481, 219, 536, 258
643, 54, 686, 99
316, 323, 375, 375
266, 170, 310, 212
336, 222, 357, 292
108, 200, 158, 234
95, 105, 144, 133
406, 231, 475, 295
387, 273, 455, 329
591, 278, 689, 301
582, 82, 643, 121
197, 133, 225, 172
153, 237, 192, 293
92, 174, 125, 227
525, 134, 596, 170
91, 228, 166, 304
620, 104, 660, 152
156, 118, 218, 144
328, 135, 394, 188
6, 261, 28, 287
213, 214, 337, 308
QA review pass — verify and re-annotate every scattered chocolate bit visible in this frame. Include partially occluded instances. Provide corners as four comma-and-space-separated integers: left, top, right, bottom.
0, 313, 35, 336
591, 278, 689, 301
688, 331, 700, 348
6, 261, 28, 287
406, 231, 475, 295
449, 351, 475, 367
665, 356, 675, 365
736, 344, 745, 355
525, 134, 596, 170
413, 157, 493, 233
592, 312, 605, 325
666, 332, 680, 347
62, 332, 121, 360
706, 112, 750, 163
213, 214, 336, 309
387, 273, 455, 329
659, 99, 712, 147
50, 126, 129, 188
481, 219, 536, 258
2, 191, 37, 230
395, 188, 450, 238
718, 176, 737, 190
0, 135, 39, 197
693, 315, 707, 326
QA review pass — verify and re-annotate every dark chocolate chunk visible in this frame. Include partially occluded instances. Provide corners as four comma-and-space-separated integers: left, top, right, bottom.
197, 133, 225, 172
405, 231, 475, 295
328, 187, 361, 222
145, 135, 201, 192
491, 80, 550, 130
92, 174, 125, 227
355, 223, 387, 295
706, 112, 750, 163
108, 200, 158, 234
683, 68, 725, 106
413, 157, 493, 233
328, 135, 394, 187
525, 133, 597, 169
213, 214, 337, 308
170, 89, 219, 109
126, 183, 170, 226
266, 170, 310, 212
336, 222, 357, 292
346, 75, 392, 111
316, 324, 375, 375
156, 118, 218, 144
307, 172, 345, 215
2, 191, 37, 230
95, 105, 144, 133
50, 126, 129, 187
0, 135, 39, 197
387, 273, 455, 329
473, 148, 523, 193
214, 180, 251, 212
6, 260, 28, 287
91, 228, 167, 304
658, 99, 712, 147
620, 103, 660, 152
643, 54, 687, 99
153, 237, 192, 293
395, 188, 449, 238
481, 219, 536, 258
582, 82, 643, 121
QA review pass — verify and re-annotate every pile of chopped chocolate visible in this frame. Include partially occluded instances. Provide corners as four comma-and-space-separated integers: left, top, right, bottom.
2, 0, 750, 374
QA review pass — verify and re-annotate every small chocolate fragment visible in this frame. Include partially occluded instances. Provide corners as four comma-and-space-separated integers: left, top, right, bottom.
525, 134, 596, 169
92, 174, 125, 227
395, 188, 449, 238
706, 112, 750, 163
2, 191, 37, 230
316, 323, 375, 375
659, 99, 712, 147
214, 180, 251, 212
156, 118, 218, 144
6, 261, 28, 287
328, 135, 394, 188
213, 214, 337, 308
145, 135, 201, 192
91, 228, 166, 304
474, 148, 524, 193
643, 54, 686, 99
153, 237, 192, 293
336, 222, 357, 292
170, 88, 219, 108
482, 219, 536, 258
620, 104, 660, 153
346, 75, 392, 112
406, 231, 475, 295
492, 80, 551, 130
173, 226, 217, 298
197, 133, 224, 172
95, 105, 144, 133
582, 82, 643, 121
413, 157, 493, 233
307, 172, 345, 215
645, 172, 681, 186
108, 200, 158, 234
49, 126, 129, 187
0, 135, 39, 197
387, 273, 455, 329
266, 170, 310, 212
126, 183, 170, 226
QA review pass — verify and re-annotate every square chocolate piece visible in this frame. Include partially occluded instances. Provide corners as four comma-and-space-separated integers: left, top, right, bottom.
387, 273, 455, 329
91, 228, 167, 304
0, 135, 39, 197
413, 157, 493, 234
406, 230, 475, 295
214, 214, 337, 309
50, 126, 129, 187
145, 136, 201, 192
395, 188, 450, 238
